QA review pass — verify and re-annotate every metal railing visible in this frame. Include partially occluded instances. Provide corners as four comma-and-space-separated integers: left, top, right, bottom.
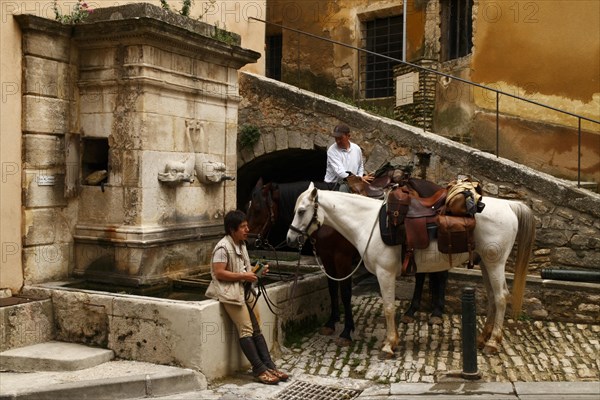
249, 17, 600, 188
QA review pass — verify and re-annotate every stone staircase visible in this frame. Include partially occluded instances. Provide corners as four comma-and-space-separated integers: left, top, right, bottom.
0, 294, 205, 400
0, 341, 204, 400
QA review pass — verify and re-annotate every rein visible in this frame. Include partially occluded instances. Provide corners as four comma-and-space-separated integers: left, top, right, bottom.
292, 190, 381, 282
288, 193, 321, 240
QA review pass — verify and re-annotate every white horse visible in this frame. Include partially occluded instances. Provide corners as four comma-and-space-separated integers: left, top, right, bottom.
286, 183, 535, 356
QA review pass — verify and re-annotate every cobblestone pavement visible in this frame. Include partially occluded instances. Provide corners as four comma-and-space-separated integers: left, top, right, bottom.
275, 276, 600, 384
144, 275, 599, 400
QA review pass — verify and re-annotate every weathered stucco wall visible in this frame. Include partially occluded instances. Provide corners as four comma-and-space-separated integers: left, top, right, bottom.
268, 0, 426, 97
239, 72, 600, 275
432, 0, 600, 183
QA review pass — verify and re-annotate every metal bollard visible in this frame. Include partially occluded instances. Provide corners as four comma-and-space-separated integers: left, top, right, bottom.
461, 287, 481, 380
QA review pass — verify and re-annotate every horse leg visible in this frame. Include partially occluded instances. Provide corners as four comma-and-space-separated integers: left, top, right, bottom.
376, 270, 398, 357
402, 273, 426, 323
478, 265, 510, 354
320, 278, 339, 336
337, 277, 354, 346
477, 266, 495, 349
428, 270, 448, 325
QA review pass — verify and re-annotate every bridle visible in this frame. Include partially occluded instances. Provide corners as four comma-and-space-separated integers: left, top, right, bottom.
288, 191, 321, 246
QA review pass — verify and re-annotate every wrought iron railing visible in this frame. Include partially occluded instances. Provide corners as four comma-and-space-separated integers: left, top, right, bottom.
250, 17, 600, 188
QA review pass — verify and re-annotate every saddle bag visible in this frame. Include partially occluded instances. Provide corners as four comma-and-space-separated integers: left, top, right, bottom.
436, 214, 476, 255
378, 187, 410, 246
445, 178, 484, 216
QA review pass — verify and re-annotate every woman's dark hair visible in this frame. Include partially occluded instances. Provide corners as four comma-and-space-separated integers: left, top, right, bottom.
224, 210, 247, 236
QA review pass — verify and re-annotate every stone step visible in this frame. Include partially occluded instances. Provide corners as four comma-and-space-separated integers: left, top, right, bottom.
0, 359, 205, 400
0, 341, 114, 372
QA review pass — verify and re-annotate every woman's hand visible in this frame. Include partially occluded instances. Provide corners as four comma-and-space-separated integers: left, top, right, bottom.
240, 271, 258, 283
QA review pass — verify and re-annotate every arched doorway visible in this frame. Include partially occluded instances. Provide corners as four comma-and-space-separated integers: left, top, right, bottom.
237, 148, 327, 210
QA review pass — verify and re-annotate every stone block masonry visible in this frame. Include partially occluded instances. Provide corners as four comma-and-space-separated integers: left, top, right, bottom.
238, 71, 600, 275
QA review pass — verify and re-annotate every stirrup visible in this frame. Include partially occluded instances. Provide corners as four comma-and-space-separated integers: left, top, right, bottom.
256, 370, 279, 385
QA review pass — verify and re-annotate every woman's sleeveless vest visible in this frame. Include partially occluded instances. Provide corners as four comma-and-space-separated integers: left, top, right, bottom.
205, 235, 250, 305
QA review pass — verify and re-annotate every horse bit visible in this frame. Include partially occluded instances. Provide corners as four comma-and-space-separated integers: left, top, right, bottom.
288, 192, 321, 248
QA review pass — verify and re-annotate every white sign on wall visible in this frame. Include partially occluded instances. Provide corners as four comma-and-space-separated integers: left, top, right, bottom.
396, 72, 420, 106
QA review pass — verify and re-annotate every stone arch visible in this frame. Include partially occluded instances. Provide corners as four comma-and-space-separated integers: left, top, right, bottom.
237, 148, 327, 209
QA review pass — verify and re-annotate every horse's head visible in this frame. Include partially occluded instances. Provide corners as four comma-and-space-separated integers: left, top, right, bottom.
246, 178, 279, 247
286, 182, 322, 248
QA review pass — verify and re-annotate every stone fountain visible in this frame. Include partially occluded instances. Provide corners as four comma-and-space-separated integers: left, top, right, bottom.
59, 3, 260, 286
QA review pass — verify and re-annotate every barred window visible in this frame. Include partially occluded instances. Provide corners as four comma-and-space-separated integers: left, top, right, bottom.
441, 0, 474, 61
266, 34, 282, 80
361, 15, 403, 99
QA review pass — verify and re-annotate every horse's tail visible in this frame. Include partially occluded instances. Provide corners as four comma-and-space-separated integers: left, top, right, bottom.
508, 201, 536, 319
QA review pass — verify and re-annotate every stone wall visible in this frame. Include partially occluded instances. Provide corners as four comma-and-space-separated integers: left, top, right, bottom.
238, 72, 600, 275
441, 270, 600, 325
16, 16, 76, 286
394, 58, 438, 131
14, 4, 260, 288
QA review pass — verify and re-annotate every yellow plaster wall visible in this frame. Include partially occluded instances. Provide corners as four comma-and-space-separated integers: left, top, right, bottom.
268, 0, 425, 95
471, 0, 600, 132
0, 7, 24, 293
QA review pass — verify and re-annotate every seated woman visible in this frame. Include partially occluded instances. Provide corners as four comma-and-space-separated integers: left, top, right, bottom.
206, 210, 289, 385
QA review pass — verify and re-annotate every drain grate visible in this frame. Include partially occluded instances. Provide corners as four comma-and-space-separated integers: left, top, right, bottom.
275, 380, 362, 400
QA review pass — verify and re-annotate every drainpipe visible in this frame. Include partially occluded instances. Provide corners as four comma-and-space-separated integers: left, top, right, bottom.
402, 0, 407, 61
540, 269, 600, 283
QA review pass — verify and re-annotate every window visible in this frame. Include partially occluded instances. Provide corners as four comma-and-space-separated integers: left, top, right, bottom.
361, 15, 403, 99
82, 138, 108, 185
266, 34, 282, 81
441, 0, 473, 61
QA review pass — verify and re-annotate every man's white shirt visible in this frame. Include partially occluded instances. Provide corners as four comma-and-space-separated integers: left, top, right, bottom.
324, 142, 365, 183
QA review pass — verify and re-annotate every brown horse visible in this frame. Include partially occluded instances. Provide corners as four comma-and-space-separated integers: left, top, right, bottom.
246, 178, 359, 345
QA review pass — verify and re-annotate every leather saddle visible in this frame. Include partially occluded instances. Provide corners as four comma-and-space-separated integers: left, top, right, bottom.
346, 174, 392, 198
381, 185, 453, 275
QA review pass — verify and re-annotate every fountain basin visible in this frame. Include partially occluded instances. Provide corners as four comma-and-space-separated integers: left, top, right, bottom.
21, 266, 329, 380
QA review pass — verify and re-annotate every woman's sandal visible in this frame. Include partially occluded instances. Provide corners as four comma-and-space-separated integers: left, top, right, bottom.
256, 370, 279, 385
268, 369, 289, 381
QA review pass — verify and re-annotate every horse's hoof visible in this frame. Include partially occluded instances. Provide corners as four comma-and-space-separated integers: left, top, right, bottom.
482, 344, 499, 355
428, 316, 443, 325
379, 344, 395, 359
401, 314, 415, 324
319, 327, 335, 336
378, 350, 395, 360
336, 337, 352, 347
476, 337, 486, 350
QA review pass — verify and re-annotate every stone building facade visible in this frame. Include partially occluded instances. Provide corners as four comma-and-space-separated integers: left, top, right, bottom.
264, 0, 600, 185
3, 3, 259, 293
1, 0, 267, 294
238, 72, 600, 276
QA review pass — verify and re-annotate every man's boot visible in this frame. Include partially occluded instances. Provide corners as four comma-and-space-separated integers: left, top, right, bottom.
239, 337, 279, 384
253, 334, 289, 381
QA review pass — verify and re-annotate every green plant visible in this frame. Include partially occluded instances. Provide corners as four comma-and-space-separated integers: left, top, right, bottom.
328, 92, 396, 119
238, 124, 261, 149
518, 312, 532, 322
160, 0, 194, 17
211, 21, 237, 46
53, 0, 93, 24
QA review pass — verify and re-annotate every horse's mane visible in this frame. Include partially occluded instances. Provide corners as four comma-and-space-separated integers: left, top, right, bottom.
270, 180, 330, 243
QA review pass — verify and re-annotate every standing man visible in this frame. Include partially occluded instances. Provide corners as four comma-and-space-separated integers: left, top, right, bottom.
324, 124, 373, 191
